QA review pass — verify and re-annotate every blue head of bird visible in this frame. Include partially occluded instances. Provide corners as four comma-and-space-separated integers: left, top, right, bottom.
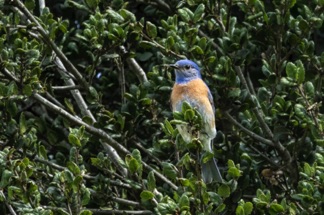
170, 59, 202, 84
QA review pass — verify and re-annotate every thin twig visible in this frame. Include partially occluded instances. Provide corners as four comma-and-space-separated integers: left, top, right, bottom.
248, 144, 279, 168
110, 196, 140, 207
224, 111, 274, 147
140, 34, 186, 59
119, 46, 148, 83
298, 85, 321, 132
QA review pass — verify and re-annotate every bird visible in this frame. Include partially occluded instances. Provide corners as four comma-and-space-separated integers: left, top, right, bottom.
170, 59, 223, 183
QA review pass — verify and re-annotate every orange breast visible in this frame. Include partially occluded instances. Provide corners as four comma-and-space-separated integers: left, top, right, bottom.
171, 79, 210, 110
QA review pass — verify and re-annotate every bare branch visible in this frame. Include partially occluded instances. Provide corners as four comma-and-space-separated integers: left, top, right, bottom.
51, 85, 82, 91
116, 57, 126, 104
38, 0, 45, 15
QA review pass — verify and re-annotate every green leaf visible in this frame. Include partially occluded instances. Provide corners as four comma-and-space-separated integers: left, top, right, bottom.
67, 161, 81, 175
184, 109, 195, 121
64, 98, 75, 114
80, 210, 92, 215
130, 158, 140, 174
178, 8, 190, 22
286, 61, 305, 84
85, 0, 98, 10
215, 203, 226, 213
295, 60, 305, 84
181, 101, 192, 112
25, 0, 35, 10
289, 0, 296, 8
146, 21, 157, 38
269, 203, 284, 213
72, 175, 83, 192
228, 166, 241, 179
319, 0, 324, 6
190, 45, 204, 55
81, 188, 91, 206
162, 162, 178, 180
147, 171, 156, 191
120, 9, 136, 22
8, 186, 22, 201
140, 190, 154, 201
235, 205, 244, 215
22, 84, 33, 96
39, 145, 47, 159
304, 81, 315, 97
294, 104, 306, 118
227, 160, 236, 168
243, 202, 253, 215
193, 4, 205, 23
164, 119, 174, 136
106, 9, 124, 23
303, 163, 313, 177
179, 194, 190, 211
68, 134, 81, 147
19, 112, 26, 135
286, 62, 297, 80
89, 86, 99, 101
165, 36, 175, 50
218, 184, 230, 198
0, 170, 13, 188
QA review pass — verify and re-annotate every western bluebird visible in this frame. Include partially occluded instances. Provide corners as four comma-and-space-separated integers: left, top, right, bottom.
170, 59, 223, 183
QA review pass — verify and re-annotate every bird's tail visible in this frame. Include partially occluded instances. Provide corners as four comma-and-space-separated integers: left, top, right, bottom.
201, 157, 223, 184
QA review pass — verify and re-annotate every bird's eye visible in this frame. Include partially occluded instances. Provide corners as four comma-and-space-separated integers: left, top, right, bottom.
184, 65, 191, 70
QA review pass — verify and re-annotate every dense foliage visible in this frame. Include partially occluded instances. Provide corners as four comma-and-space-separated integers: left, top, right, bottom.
0, 0, 324, 214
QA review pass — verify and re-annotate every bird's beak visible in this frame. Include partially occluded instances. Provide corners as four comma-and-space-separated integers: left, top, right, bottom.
169, 64, 179, 69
